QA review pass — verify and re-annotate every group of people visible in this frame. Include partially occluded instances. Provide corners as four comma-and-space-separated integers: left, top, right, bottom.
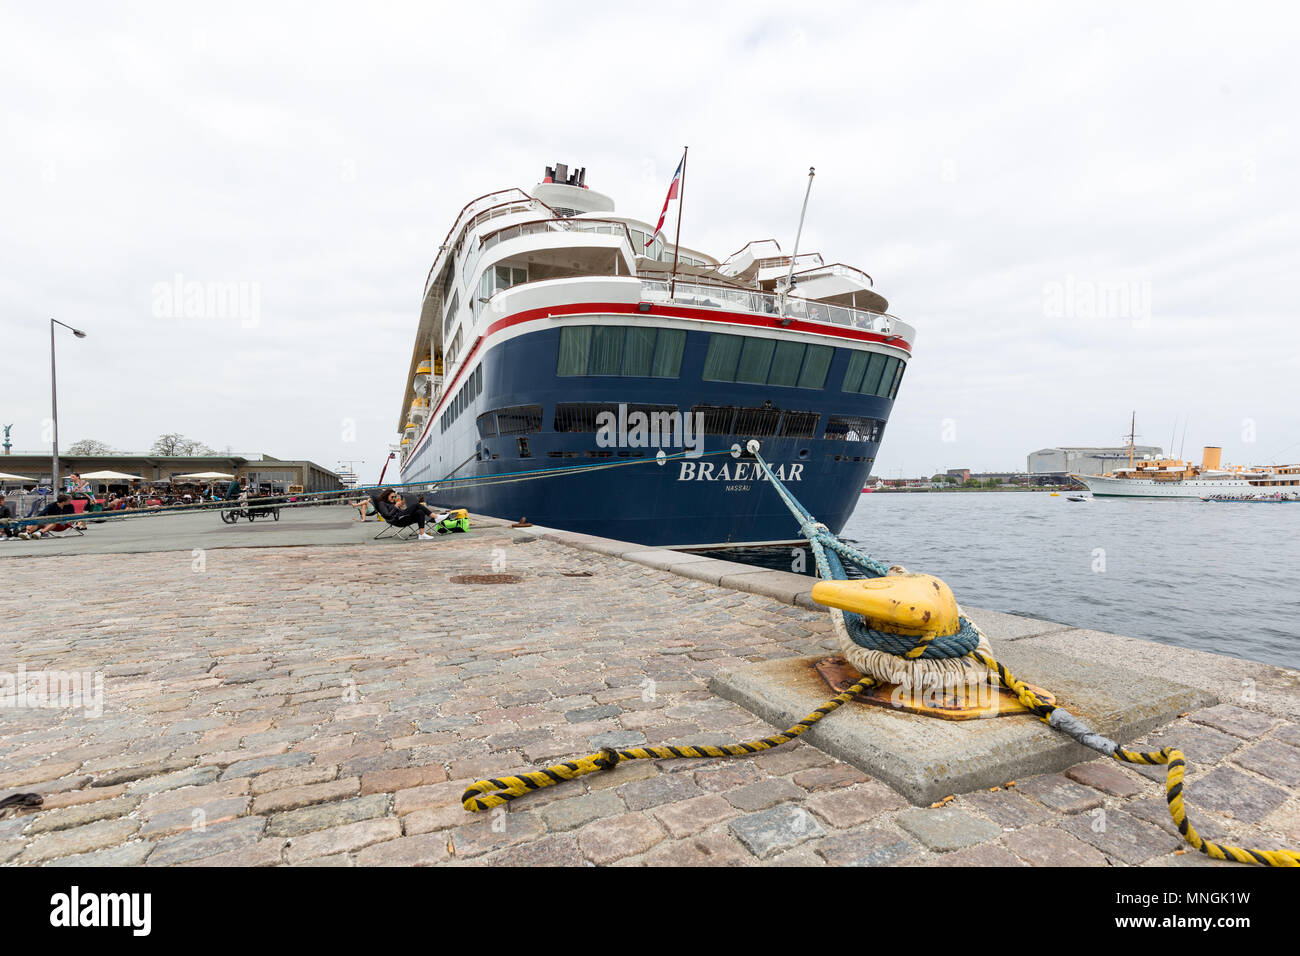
0, 474, 259, 541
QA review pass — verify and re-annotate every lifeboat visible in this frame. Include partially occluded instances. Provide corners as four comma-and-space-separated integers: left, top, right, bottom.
413, 360, 432, 394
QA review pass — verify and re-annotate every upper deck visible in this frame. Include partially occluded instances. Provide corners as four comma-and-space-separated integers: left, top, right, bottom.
398, 165, 911, 434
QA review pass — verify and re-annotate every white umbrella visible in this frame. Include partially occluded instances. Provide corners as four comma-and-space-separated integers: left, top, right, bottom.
0, 471, 39, 482
174, 471, 235, 480
79, 470, 144, 481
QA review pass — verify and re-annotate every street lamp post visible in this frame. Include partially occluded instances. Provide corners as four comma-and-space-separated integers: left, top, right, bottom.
50, 318, 87, 493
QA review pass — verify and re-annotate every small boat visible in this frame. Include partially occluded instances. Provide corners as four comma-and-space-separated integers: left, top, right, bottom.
1066, 495, 1088, 502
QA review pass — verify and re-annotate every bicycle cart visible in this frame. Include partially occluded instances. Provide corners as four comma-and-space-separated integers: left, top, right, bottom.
220, 494, 282, 523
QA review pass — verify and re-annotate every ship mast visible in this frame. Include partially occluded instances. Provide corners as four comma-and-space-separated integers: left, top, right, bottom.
780, 167, 816, 319
1128, 411, 1136, 468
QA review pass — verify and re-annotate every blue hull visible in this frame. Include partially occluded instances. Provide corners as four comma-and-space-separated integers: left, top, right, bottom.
403, 323, 896, 548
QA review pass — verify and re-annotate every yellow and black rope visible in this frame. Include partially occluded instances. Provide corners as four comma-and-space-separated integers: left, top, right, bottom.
461, 675, 876, 812
464, 636, 1298, 867
1112, 745, 1299, 867
970, 648, 1299, 868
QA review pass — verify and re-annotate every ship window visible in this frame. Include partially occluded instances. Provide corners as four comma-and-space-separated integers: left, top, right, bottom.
443, 291, 460, 335
691, 405, 738, 435
735, 337, 775, 384
553, 403, 679, 433
494, 264, 527, 289
554, 404, 604, 432
590, 326, 625, 375
872, 357, 899, 397
888, 361, 905, 399
843, 351, 869, 392
768, 340, 805, 387
861, 353, 889, 395
825, 415, 885, 443
704, 334, 832, 389
557, 326, 591, 376
780, 411, 821, 439
798, 344, 833, 389
622, 326, 656, 376
557, 325, 685, 378
476, 411, 497, 438
474, 363, 484, 396
735, 406, 781, 436
651, 328, 685, 378
702, 333, 743, 382
495, 405, 543, 435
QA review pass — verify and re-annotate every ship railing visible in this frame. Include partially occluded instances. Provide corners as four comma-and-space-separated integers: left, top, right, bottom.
423, 188, 536, 297
640, 279, 897, 336
464, 217, 634, 287
780, 261, 876, 288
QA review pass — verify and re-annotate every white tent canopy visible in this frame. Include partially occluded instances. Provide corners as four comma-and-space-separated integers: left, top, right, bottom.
79, 470, 144, 481
0, 471, 38, 482
174, 472, 235, 480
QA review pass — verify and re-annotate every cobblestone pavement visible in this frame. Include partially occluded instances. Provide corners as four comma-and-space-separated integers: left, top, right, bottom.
1, 529, 1297, 866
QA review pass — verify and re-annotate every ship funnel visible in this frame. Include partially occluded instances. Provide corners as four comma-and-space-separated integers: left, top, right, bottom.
1201, 446, 1222, 470
532, 162, 614, 215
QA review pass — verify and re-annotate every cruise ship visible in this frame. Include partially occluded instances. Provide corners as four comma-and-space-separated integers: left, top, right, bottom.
396, 164, 914, 547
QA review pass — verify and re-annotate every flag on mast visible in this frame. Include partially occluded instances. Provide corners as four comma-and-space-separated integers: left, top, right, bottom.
647, 152, 686, 247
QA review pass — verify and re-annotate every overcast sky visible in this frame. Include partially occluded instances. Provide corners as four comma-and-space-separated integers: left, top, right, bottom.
2, 1, 1297, 481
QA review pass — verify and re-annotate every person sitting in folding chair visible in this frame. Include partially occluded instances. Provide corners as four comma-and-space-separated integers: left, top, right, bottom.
20, 494, 85, 538
373, 488, 436, 540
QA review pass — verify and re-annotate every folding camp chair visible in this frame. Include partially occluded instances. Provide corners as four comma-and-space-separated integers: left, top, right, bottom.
373, 519, 419, 540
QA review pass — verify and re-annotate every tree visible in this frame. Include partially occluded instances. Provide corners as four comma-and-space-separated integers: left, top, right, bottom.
150, 433, 218, 456
66, 439, 117, 455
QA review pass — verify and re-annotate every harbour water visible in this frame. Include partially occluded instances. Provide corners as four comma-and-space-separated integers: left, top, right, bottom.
700, 492, 1299, 671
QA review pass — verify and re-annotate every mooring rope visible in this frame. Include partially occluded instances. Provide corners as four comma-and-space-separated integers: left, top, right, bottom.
461, 445, 1298, 867
6, 448, 736, 530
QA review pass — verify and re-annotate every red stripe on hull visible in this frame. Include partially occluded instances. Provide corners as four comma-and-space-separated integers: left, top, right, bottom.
405, 302, 910, 467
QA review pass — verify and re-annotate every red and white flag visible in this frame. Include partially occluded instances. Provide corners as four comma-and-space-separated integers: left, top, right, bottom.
647, 152, 686, 247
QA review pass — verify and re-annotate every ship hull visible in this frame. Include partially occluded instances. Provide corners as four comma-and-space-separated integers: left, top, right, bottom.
1073, 473, 1255, 499
402, 307, 898, 548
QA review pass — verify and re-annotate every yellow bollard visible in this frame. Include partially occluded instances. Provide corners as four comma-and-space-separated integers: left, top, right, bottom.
811, 572, 960, 638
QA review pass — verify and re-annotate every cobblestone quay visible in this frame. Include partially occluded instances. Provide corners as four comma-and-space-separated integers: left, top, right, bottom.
1, 514, 1296, 866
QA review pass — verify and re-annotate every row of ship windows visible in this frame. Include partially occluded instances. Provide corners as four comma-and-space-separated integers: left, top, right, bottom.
439, 364, 485, 434
556, 325, 905, 399
475, 403, 886, 444
703, 334, 833, 389
430, 328, 902, 441
557, 325, 686, 378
